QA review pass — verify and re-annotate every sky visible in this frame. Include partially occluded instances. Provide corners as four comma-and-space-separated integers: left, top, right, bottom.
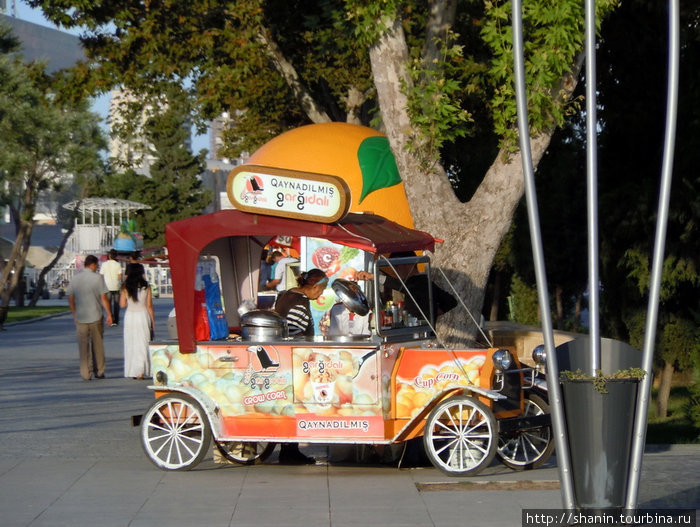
11, 1, 210, 154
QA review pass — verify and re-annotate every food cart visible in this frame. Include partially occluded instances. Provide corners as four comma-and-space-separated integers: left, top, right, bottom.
139, 166, 553, 476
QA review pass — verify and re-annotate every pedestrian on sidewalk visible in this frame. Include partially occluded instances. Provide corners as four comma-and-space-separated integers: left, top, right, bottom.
66, 254, 113, 380
120, 263, 154, 379
100, 249, 123, 326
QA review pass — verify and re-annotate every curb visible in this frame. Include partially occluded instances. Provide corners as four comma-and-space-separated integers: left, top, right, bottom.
2, 310, 71, 328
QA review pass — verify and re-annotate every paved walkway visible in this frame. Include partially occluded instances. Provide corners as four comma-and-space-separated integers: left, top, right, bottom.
0, 299, 698, 526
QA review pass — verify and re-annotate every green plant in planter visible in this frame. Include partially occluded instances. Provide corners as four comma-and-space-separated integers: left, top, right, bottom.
560, 368, 647, 394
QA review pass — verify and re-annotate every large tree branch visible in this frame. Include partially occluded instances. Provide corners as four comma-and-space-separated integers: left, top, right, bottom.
257, 29, 330, 124
369, 15, 459, 227
421, 0, 458, 69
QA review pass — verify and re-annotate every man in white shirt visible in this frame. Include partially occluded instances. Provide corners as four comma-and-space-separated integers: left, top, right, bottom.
100, 249, 123, 326
328, 303, 370, 336
265, 251, 299, 292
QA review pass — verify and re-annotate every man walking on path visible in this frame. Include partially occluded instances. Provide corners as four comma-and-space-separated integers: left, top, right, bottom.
66, 254, 113, 380
100, 249, 123, 326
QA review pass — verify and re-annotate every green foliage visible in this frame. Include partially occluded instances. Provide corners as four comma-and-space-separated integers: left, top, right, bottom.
97, 107, 211, 247
623, 250, 699, 303
5, 305, 70, 323
0, 24, 106, 215
690, 367, 700, 432
404, 30, 472, 168
560, 368, 646, 394
508, 272, 539, 325
0, 21, 107, 308
29, 0, 624, 166
344, 0, 401, 47
481, 0, 618, 150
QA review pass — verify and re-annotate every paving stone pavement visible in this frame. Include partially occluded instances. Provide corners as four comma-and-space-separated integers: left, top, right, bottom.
0, 299, 698, 526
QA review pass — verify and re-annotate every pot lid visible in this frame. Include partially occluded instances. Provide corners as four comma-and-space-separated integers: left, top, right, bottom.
331, 279, 370, 316
240, 309, 287, 328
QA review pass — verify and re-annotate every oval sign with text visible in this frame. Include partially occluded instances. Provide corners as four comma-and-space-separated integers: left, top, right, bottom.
227, 165, 351, 223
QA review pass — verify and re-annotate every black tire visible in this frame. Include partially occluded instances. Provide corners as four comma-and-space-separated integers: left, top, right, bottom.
141, 393, 212, 471
423, 395, 498, 477
214, 441, 276, 465
497, 393, 554, 470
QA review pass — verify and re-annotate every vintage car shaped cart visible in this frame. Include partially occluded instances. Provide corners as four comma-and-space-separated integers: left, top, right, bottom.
140, 208, 553, 476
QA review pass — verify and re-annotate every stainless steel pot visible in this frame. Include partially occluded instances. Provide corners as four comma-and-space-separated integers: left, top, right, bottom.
331, 279, 370, 316
240, 309, 288, 341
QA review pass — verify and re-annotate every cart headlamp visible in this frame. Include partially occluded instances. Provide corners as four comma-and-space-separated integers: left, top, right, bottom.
532, 345, 547, 366
492, 349, 513, 371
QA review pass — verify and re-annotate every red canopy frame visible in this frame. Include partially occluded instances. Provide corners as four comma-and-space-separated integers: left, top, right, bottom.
166, 210, 437, 353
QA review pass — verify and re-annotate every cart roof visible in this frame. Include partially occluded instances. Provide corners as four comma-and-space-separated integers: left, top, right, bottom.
166, 209, 437, 352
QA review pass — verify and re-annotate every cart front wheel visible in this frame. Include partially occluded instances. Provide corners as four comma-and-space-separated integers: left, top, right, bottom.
214, 441, 276, 465
141, 393, 211, 471
423, 395, 497, 477
497, 393, 554, 470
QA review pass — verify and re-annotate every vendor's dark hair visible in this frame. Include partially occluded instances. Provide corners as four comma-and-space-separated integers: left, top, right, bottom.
123, 263, 148, 301
297, 268, 328, 287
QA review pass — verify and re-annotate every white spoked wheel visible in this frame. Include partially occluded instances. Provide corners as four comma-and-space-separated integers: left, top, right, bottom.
497, 393, 554, 470
214, 441, 276, 465
423, 395, 497, 477
141, 393, 212, 471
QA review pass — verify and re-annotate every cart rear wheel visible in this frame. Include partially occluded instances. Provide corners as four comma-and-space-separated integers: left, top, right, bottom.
423, 395, 497, 476
141, 393, 211, 471
497, 393, 554, 470
214, 441, 276, 465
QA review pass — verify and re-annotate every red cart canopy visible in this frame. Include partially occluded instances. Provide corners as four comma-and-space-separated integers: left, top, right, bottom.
166, 209, 437, 352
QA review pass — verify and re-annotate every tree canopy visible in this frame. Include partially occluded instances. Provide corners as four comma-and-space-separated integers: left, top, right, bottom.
0, 22, 107, 317
97, 107, 212, 248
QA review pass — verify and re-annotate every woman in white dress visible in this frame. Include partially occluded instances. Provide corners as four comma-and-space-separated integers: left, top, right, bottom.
119, 263, 155, 379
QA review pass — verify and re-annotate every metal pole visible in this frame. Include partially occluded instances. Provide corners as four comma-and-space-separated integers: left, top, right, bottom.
511, 0, 575, 509
585, 0, 601, 375
625, 0, 679, 510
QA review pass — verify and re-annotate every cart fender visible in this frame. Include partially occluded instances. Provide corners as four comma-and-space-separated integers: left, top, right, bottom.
147, 385, 223, 439
392, 385, 503, 443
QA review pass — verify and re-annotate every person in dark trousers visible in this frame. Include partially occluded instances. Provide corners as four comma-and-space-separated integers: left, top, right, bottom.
100, 249, 123, 326
274, 268, 328, 464
66, 255, 113, 380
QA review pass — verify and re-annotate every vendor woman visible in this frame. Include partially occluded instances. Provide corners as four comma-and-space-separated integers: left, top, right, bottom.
272, 268, 327, 464
273, 268, 327, 337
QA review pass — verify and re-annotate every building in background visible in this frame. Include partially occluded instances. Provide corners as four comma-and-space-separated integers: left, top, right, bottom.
203, 111, 249, 213
107, 88, 196, 177
0, 11, 83, 74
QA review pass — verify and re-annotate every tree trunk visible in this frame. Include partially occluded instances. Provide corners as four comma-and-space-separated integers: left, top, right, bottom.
554, 285, 564, 330
488, 270, 502, 321
0, 218, 34, 313
370, 13, 555, 344
28, 208, 80, 307
258, 29, 330, 124
655, 361, 674, 419
573, 292, 582, 333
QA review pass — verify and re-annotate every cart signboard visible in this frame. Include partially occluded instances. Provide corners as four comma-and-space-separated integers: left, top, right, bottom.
227, 165, 351, 223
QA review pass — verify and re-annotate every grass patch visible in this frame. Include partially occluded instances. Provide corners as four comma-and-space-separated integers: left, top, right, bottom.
646, 385, 700, 444
5, 305, 70, 323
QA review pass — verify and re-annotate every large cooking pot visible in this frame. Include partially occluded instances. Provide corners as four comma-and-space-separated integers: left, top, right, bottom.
240, 309, 288, 341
